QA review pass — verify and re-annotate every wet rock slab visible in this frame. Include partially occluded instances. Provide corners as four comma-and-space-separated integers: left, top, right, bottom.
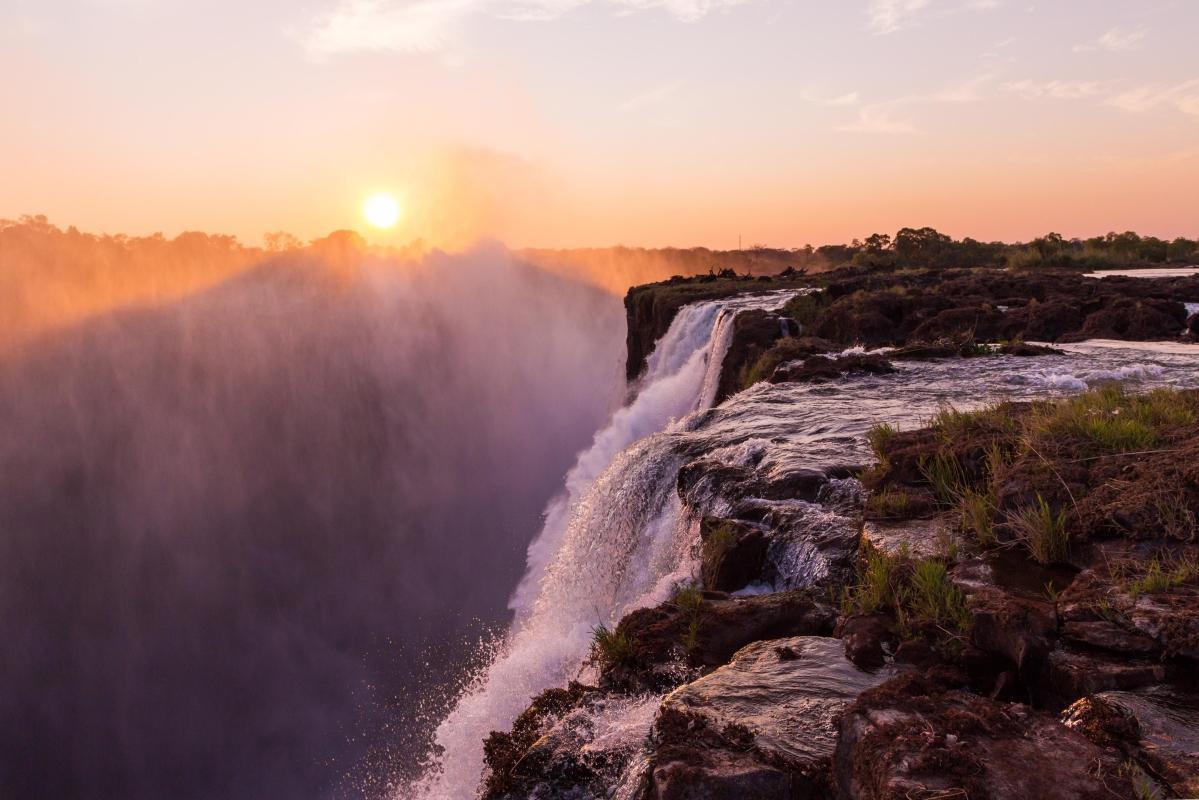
1063, 685, 1199, 798
860, 514, 959, 560
648, 636, 895, 798
769, 353, 895, 384
605, 590, 835, 692
835, 672, 1137, 800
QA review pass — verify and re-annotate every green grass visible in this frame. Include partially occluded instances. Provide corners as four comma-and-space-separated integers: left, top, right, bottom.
866, 422, 899, 463
1006, 494, 1070, 565
1127, 555, 1199, 597
671, 583, 704, 614
780, 291, 825, 329
671, 583, 705, 651
928, 401, 1019, 444
701, 523, 738, 587
589, 624, 634, 669
960, 341, 995, 357
866, 488, 914, 519
1155, 490, 1198, 541
919, 451, 970, 506
1026, 384, 1195, 455
844, 547, 971, 639
958, 488, 996, 546
844, 546, 897, 616
908, 559, 972, 631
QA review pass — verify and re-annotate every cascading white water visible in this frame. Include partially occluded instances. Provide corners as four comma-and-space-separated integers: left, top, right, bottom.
409, 291, 796, 799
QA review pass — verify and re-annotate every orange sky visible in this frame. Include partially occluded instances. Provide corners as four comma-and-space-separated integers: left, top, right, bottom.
2, 0, 1197, 248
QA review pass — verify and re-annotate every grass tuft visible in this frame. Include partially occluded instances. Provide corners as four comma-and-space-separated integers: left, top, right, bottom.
1025, 384, 1196, 455
1007, 494, 1069, 565
958, 488, 996, 547
866, 422, 899, 463
671, 583, 705, 651
844, 547, 971, 637
919, 451, 970, 506
1126, 554, 1199, 598
908, 559, 972, 631
866, 488, 914, 519
589, 624, 634, 669
844, 546, 897, 616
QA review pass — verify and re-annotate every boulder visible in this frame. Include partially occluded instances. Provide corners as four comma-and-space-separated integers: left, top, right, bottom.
1057, 564, 1199, 660
1063, 686, 1199, 798
861, 514, 959, 560
602, 590, 835, 692
951, 555, 1059, 679
769, 354, 895, 384
649, 636, 896, 799
700, 517, 768, 592
909, 305, 1005, 343
1043, 647, 1166, 707
834, 672, 1137, 799
1061, 297, 1186, 342
836, 613, 893, 671
714, 309, 794, 402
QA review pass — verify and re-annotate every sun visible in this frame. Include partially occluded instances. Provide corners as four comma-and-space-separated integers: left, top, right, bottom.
363, 192, 401, 229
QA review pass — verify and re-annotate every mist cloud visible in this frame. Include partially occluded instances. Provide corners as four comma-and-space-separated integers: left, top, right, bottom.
0, 239, 624, 798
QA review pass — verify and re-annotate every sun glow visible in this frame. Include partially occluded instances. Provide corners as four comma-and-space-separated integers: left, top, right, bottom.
363, 192, 401, 229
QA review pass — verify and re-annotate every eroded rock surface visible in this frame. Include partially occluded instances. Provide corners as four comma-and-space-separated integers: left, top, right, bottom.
650, 637, 896, 799
1064, 686, 1199, 798
835, 672, 1137, 800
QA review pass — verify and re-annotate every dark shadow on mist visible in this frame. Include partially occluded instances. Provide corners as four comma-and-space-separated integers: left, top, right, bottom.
0, 242, 625, 799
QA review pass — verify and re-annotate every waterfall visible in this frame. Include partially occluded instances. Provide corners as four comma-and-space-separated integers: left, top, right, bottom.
408, 291, 794, 799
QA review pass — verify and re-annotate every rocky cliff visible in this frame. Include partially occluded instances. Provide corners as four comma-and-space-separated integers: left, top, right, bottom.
482, 268, 1199, 800
626, 265, 1199, 406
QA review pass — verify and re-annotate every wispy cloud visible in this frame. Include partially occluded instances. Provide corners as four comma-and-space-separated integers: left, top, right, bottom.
801, 88, 861, 106
301, 0, 745, 57
866, 0, 931, 34
1107, 79, 1199, 117
1073, 24, 1148, 53
1001, 79, 1106, 100
866, 0, 999, 35
838, 106, 918, 134
619, 81, 681, 112
838, 73, 993, 134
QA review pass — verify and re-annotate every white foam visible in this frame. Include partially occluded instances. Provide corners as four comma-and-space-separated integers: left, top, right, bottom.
409, 291, 798, 798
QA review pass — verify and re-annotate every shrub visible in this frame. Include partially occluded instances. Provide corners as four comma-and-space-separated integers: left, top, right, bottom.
1007, 494, 1069, 565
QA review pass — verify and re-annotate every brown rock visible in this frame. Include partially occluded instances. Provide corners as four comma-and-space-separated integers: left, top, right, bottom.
602, 590, 835, 692
834, 672, 1136, 800
650, 637, 897, 799
1064, 687, 1199, 798
700, 517, 768, 592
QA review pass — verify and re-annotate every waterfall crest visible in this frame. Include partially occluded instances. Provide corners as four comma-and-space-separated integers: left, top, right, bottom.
411, 291, 795, 799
